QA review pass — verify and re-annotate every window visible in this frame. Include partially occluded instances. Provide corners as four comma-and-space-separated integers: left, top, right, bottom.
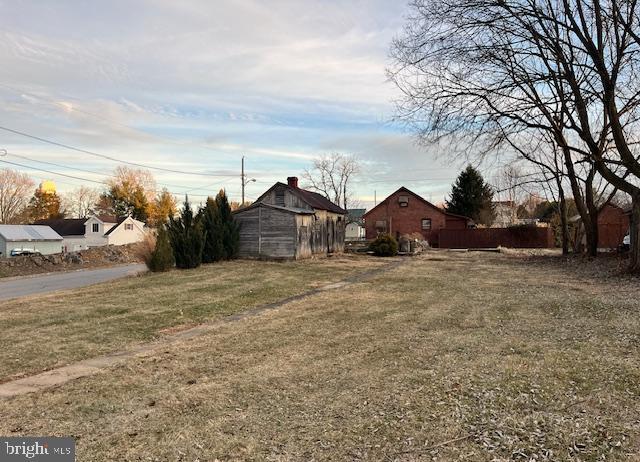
398, 195, 409, 207
92, 223, 99, 233
125, 223, 134, 231
421, 218, 432, 230
375, 220, 387, 232
275, 187, 285, 206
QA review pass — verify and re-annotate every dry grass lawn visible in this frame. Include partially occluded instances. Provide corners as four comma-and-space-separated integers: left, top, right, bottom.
0, 255, 385, 381
1, 251, 639, 461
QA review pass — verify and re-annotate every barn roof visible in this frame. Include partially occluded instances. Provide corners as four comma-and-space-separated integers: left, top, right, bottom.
233, 202, 315, 215
34, 218, 86, 236
251, 181, 347, 215
0, 225, 63, 242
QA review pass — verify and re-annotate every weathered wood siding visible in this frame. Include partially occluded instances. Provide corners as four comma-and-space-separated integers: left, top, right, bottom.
295, 211, 345, 258
234, 207, 260, 258
234, 205, 296, 259
261, 185, 313, 210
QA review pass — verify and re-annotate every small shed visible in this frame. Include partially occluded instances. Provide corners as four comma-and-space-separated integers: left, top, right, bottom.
233, 177, 346, 259
0, 225, 63, 257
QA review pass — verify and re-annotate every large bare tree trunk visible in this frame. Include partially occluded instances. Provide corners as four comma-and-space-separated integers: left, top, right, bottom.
630, 194, 640, 273
556, 179, 570, 255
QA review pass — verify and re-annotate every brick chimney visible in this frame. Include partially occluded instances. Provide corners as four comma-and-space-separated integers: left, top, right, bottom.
287, 176, 299, 188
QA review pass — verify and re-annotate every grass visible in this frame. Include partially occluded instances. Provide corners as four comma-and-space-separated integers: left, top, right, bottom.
0, 255, 385, 380
1, 251, 639, 461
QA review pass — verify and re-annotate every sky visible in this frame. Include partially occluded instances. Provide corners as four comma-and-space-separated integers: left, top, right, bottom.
0, 0, 476, 208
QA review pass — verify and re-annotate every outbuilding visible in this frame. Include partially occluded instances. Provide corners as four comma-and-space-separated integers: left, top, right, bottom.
233, 177, 346, 259
0, 225, 63, 257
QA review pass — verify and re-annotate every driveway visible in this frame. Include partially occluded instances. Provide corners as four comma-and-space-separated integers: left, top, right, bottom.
0, 264, 147, 301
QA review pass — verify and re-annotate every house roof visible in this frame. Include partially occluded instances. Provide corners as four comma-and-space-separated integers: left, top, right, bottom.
0, 224, 63, 242
92, 214, 117, 223
347, 208, 367, 219
33, 218, 86, 236
253, 182, 347, 215
233, 202, 316, 215
103, 217, 132, 236
363, 186, 473, 222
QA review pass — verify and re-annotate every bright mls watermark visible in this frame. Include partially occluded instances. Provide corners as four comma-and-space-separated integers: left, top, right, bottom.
1, 437, 74, 461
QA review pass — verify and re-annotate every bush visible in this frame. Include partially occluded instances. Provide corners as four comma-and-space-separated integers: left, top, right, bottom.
147, 225, 175, 272
369, 233, 398, 257
167, 197, 205, 269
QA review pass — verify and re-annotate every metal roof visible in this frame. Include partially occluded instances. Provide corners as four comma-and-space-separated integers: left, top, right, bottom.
0, 225, 63, 242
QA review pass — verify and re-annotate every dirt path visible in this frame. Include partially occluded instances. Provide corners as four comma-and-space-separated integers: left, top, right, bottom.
0, 259, 405, 399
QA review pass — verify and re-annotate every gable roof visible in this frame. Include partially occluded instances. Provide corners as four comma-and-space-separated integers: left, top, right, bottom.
255, 182, 346, 214
0, 225, 63, 242
33, 218, 86, 236
364, 186, 473, 222
87, 214, 118, 224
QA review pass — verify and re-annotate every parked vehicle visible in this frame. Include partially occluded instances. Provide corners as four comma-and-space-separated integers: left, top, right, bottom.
10, 248, 41, 257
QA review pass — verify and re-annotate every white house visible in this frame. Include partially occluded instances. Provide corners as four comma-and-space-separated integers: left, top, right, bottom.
35, 215, 146, 251
345, 208, 366, 240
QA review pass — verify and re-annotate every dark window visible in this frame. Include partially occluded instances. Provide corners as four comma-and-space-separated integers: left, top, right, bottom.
92, 223, 99, 233
421, 218, 432, 230
275, 188, 285, 206
375, 220, 387, 231
399, 195, 409, 207
125, 223, 133, 231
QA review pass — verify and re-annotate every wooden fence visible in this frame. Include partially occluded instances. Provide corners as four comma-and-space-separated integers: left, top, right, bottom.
439, 226, 554, 249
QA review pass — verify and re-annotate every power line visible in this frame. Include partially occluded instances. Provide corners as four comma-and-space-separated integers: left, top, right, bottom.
5, 151, 228, 193
0, 157, 222, 198
0, 125, 239, 178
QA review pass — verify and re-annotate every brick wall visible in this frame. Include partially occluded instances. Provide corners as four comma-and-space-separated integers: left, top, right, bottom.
364, 189, 468, 246
439, 227, 554, 249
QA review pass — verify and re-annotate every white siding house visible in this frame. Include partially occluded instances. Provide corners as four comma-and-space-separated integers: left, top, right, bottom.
35, 215, 146, 251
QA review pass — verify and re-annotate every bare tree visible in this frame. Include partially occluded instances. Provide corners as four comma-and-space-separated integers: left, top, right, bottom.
389, 0, 633, 264
302, 153, 359, 210
63, 186, 100, 218
0, 168, 34, 223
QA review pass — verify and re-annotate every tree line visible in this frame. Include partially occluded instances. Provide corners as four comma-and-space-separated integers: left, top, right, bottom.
389, 0, 640, 272
0, 165, 177, 225
147, 191, 239, 272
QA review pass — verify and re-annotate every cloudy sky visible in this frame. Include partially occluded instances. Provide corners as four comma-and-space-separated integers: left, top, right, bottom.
0, 0, 474, 207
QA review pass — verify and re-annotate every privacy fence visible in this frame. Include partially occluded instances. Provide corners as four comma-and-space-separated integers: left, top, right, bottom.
438, 226, 554, 249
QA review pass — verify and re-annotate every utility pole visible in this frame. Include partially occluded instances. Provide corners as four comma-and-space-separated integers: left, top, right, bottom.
241, 155, 245, 206
241, 155, 255, 207
374, 190, 377, 206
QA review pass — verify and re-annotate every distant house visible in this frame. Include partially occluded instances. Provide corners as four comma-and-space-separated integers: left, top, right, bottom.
35, 215, 146, 252
345, 208, 366, 240
233, 176, 346, 259
0, 225, 63, 257
571, 203, 629, 250
363, 187, 473, 246
492, 200, 518, 227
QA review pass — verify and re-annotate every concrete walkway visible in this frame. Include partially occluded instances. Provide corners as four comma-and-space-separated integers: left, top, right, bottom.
0, 259, 404, 399
0, 263, 147, 301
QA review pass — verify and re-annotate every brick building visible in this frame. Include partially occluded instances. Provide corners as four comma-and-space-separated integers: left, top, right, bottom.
363, 187, 473, 246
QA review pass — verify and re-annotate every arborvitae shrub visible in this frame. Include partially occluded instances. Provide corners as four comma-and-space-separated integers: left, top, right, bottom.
369, 233, 398, 257
148, 225, 175, 272
167, 197, 205, 269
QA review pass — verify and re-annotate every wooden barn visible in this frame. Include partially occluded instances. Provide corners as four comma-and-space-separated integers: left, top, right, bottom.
233, 177, 346, 259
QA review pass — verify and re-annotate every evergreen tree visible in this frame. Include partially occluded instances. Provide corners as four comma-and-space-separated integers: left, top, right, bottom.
200, 196, 224, 263
215, 189, 240, 259
446, 166, 495, 226
28, 188, 65, 221
167, 197, 205, 269
147, 224, 175, 272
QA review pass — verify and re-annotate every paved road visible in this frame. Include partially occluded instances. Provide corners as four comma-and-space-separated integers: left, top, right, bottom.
0, 264, 147, 302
